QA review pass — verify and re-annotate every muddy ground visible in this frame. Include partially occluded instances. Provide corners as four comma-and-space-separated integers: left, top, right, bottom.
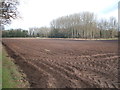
2, 38, 119, 88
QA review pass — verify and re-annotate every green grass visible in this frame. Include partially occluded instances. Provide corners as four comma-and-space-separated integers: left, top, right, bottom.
2, 46, 29, 88
0, 43, 2, 90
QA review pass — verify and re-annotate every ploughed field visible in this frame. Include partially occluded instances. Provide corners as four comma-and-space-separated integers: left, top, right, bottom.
2, 38, 119, 88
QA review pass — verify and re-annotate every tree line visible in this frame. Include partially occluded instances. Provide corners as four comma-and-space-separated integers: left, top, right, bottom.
2, 29, 28, 37
0, 0, 119, 39
2, 12, 119, 38
29, 27, 50, 37
50, 12, 118, 38
28, 12, 118, 39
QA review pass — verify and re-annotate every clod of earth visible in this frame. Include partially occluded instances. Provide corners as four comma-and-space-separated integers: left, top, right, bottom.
2, 38, 119, 88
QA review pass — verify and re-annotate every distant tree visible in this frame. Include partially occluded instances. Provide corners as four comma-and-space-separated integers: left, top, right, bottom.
2, 29, 28, 37
29, 27, 51, 37
50, 12, 118, 39
50, 12, 98, 38
108, 17, 118, 38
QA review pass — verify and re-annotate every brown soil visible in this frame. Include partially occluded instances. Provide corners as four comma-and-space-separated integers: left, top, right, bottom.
2, 38, 119, 88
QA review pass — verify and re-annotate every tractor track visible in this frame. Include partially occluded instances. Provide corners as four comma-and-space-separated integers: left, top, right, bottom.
2, 38, 119, 88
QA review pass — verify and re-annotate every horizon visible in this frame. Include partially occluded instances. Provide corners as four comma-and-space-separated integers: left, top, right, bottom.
5, 0, 119, 30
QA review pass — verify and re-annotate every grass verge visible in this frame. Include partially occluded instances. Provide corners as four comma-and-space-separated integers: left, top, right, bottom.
0, 43, 2, 90
2, 46, 29, 88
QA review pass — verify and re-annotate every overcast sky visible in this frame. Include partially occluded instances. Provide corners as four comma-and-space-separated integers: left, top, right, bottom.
5, 0, 119, 30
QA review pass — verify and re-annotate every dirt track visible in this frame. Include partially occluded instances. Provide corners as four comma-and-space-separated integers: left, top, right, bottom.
2, 38, 119, 88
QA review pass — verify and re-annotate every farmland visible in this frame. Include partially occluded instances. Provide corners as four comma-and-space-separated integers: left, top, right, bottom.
2, 38, 119, 88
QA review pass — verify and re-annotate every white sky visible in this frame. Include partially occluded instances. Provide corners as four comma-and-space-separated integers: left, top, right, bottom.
5, 0, 119, 30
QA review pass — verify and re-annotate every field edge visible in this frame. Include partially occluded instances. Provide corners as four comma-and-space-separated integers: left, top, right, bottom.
2, 45, 30, 88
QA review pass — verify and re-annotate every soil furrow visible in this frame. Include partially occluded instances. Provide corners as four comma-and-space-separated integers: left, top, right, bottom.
2, 38, 118, 88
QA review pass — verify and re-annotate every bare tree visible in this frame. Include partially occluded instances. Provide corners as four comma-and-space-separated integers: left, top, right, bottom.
50, 12, 98, 38
29, 27, 51, 37
0, 0, 19, 25
109, 17, 118, 38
